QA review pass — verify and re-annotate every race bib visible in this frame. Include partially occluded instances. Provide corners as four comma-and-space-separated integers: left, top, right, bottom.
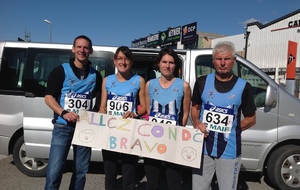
64, 91, 91, 113
203, 104, 234, 134
149, 112, 177, 125
107, 94, 133, 116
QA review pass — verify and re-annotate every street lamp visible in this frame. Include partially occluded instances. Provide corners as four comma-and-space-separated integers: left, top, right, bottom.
44, 19, 52, 43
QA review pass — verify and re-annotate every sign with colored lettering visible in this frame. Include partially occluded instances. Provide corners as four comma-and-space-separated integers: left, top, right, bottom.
72, 110, 204, 168
286, 40, 297, 80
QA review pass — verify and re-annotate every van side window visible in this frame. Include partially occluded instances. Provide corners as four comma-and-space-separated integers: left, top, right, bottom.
89, 51, 115, 78
0, 47, 115, 97
22, 49, 73, 97
33, 53, 71, 87
25, 49, 115, 97
195, 55, 268, 107
131, 53, 159, 82
0, 48, 26, 94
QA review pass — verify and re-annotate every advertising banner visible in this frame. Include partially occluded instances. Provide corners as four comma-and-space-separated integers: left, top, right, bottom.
285, 40, 297, 95
286, 40, 297, 80
131, 37, 148, 48
147, 33, 161, 48
181, 22, 197, 44
160, 26, 181, 47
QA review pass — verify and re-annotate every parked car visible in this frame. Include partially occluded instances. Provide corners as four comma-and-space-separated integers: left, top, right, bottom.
0, 41, 300, 190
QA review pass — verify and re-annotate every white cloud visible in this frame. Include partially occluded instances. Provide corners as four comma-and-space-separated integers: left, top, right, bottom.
240, 18, 259, 26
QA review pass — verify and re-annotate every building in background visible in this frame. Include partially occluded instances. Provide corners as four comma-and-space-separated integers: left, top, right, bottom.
131, 25, 184, 49
245, 9, 300, 97
131, 22, 225, 49
211, 34, 245, 56
131, 9, 300, 97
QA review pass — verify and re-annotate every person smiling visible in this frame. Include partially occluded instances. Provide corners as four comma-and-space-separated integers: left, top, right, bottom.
44, 35, 102, 190
99, 46, 146, 190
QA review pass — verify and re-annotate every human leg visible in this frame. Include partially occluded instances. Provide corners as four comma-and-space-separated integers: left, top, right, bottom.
121, 153, 139, 190
144, 158, 162, 190
215, 156, 241, 190
69, 145, 91, 190
165, 161, 182, 190
102, 150, 119, 190
45, 124, 73, 190
192, 155, 215, 190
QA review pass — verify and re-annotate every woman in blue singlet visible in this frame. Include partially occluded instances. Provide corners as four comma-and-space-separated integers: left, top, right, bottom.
144, 47, 191, 190
99, 46, 146, 190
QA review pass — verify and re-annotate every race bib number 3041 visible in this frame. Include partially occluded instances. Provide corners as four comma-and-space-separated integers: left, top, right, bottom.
203, 104, 234, 134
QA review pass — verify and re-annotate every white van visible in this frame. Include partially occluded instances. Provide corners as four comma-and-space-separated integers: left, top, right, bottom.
0, 41, 300, 190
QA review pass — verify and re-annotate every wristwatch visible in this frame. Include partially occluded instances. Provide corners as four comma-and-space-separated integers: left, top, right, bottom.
61, 110, 68, 117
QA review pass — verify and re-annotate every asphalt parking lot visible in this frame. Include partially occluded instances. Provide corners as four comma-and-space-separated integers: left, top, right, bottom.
0, 155, 274, 190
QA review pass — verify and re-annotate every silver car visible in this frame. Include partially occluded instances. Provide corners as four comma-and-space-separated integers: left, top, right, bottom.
1, 41, 300, 190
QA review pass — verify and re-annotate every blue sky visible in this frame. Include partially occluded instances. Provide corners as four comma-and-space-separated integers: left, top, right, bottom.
0, 0, 299, 47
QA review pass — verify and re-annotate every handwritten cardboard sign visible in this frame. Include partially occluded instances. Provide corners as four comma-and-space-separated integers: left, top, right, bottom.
72, 111, 204, 168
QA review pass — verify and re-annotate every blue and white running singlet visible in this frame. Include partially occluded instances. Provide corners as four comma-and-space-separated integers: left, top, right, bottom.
56, 63, 97, 125
200, 73, 246, 158
148, 78, 184, 126
105, 74, 140, 116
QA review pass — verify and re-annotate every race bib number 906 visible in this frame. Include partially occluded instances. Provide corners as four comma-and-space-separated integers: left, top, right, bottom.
107, 94, 133, 116
108, 101, 131, 112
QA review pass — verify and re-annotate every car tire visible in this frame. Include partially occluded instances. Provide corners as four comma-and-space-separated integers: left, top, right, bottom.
12, 135, 48, 177
266, 145, 300, 190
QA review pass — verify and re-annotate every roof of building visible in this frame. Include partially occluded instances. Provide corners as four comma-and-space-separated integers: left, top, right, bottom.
247, 9, 300, 29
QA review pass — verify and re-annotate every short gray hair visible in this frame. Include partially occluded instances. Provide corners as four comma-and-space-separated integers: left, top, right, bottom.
212, 41, 236, 58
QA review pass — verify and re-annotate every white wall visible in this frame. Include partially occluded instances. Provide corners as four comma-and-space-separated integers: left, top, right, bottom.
246, 13, 300, 69
211, 34, 245, 52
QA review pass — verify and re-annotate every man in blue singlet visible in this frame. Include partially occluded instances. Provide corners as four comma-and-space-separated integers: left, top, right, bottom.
191, 41, 256, 190
44, 35, 102, 190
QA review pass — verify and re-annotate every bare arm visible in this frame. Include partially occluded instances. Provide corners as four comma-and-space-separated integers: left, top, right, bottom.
99, 77, 108, 114
241, 113, 256, 131
181, 81, 191, 126
190, 102, 208, 137
145, 81, 150, 115
44, 95, 78, 123
137, 77, 147, 116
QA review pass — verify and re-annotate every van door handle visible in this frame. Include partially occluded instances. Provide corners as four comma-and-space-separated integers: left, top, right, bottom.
25, 92, 35, 97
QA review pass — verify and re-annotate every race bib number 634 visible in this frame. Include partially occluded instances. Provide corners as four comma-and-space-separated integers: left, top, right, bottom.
203, 104, 234, 134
